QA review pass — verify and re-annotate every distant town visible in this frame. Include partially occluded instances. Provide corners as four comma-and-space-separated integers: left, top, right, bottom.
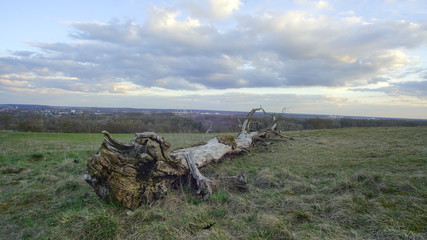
1, 104, 426, 134
0, 104, 246, 117
2, 104, 426, 121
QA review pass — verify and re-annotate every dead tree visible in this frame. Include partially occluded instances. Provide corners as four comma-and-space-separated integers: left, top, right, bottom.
85, 108, 291, 209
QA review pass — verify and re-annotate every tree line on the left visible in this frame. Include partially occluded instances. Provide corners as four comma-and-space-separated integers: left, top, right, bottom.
1, 111, 425, 134
0, 112, 244, 133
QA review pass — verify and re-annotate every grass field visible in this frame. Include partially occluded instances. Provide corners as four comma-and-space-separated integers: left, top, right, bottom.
0, 127, 426, 239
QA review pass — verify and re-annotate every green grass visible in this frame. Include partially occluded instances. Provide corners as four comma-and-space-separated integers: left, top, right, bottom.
1, 127, 426, 239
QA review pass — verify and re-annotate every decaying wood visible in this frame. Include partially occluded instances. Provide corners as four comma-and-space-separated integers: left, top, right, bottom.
84, 131, 186, 209
214, 173, 248, 192
184, 151, 213, 200
85, 108, 290, 209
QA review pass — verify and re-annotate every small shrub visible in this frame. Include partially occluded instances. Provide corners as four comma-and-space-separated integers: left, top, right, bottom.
250, 214, 293, 240
185, 212, 216, 234
82, 213, 121, 240
253, 169, 282, 189
291, 181, 314, 194
187, 195, 202, 205
144, 209, 167, 222
29, 153, 44, 161
0, 167, 23, 174
208, 208, 228, 218
55, 179, 82, 195
293, 211, 312, 223
211, 191, 228, 204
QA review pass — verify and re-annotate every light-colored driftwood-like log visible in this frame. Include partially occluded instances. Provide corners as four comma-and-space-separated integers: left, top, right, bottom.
85, 108, 290, 209
184, 151, 213, 200
170, 136, 234, 168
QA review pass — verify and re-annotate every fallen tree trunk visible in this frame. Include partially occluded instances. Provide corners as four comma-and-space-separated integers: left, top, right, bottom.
85, 108, 290, 209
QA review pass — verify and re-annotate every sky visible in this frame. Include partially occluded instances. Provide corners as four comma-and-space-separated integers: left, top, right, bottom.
1, 0, 427, 119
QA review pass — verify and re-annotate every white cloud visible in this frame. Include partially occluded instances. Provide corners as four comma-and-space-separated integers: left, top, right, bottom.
294, 0, 332, 10
316, 0, 332, 10
181, 0, 242, 21
208, 0, 242, 18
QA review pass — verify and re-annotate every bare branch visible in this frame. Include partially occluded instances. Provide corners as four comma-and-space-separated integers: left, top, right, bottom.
205, 123, 213, 134
185, 151, 213, 200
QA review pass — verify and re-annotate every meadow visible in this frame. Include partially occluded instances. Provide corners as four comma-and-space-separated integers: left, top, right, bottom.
0, 127, 426, 239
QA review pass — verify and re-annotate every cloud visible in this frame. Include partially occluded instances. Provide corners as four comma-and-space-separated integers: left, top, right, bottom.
294, 0, 333, 10
1, 4, 427, 95
208, 0, 242, 18
181, 0, 242, 20
67, 20, 143, 45
375, 81, 427, 99
398, 66, 427, 80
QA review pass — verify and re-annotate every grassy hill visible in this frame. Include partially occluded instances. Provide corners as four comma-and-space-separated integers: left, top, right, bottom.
0, 127, 426, 239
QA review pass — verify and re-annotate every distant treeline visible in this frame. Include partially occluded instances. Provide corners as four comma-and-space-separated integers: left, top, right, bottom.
0, 112, 425, 133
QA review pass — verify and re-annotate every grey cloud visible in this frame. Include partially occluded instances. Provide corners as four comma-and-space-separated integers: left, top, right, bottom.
385, 66, 427, 81
354, 80, 427, 99
1, 8, 427, 93
382, 81, 427, 98
10, 51, 37, 57
369, 76, 391, 84
0, 57, 45, 75
69, 20, 143, 45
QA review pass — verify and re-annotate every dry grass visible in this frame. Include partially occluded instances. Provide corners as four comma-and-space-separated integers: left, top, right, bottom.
0, 127, 426, 239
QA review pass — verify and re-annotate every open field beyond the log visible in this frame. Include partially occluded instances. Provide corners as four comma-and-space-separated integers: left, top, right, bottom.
0, 127, 426, 239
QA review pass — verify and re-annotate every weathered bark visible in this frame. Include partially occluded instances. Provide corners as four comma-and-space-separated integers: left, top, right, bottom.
85, 108, 289, 209
84, 131, 186, 209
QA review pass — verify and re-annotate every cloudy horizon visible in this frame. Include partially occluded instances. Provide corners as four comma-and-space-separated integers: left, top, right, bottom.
1, 0, 427, 119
